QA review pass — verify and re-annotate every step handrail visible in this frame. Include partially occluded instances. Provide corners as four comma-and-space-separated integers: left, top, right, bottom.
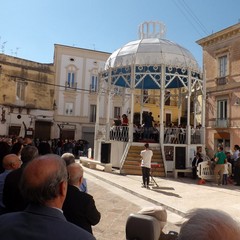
160, 143, 167, 177
119, 142, 131, 170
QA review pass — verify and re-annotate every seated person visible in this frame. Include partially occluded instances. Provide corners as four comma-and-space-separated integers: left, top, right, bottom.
133, 124, 141, 142
152, 124, 160, 142
114, 115, 122, 126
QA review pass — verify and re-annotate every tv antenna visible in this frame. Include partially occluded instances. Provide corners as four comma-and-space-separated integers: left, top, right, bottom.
1, 41, 7, 54
15, 47, 20, 57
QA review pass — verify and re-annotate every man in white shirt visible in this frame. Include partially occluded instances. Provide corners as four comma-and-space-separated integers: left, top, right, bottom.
232, 145, 240, 162
140, 143, 153, 189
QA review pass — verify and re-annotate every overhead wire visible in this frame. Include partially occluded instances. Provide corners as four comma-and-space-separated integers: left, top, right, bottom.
181, 0, 209, 35
2, 72, 91, 93
172, 0, 209, 37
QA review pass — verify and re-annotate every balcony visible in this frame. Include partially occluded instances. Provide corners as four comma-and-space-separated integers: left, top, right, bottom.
65, 82, 77, 90
216, 77, 227, 85
214, 118, 229, 128
89, 84, 97, 93
216, 119, 228, 128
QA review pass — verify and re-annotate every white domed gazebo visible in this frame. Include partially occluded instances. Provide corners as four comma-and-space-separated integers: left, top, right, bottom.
94, 21, 206, 174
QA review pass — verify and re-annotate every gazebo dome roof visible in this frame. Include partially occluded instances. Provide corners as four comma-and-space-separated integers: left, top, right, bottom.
105, 21, 200, 72
102, 21, 201, 89
105, 38, 199, 72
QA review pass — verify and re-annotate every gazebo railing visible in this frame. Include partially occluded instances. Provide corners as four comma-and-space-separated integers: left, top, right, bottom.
109, 126, 129, 142
107, 125, 204, 144
164, 127, 204, 144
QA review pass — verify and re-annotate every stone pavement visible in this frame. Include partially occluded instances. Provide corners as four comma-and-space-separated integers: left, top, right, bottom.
84, 166, 240, 240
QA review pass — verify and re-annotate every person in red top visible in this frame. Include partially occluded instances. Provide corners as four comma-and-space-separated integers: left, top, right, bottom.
121, 114, 129, 141
121, 114, 129, 126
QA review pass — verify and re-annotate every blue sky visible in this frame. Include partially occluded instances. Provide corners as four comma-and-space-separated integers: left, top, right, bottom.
0, 0, 239, 66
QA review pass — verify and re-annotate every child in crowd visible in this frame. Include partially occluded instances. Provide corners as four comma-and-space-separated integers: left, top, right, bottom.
222, 159, 229, 185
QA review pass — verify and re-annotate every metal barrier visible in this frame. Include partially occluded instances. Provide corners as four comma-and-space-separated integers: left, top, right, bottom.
197, 161, 232, 181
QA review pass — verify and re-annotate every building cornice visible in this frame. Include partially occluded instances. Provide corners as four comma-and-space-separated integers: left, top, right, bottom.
196, 23, 240, 47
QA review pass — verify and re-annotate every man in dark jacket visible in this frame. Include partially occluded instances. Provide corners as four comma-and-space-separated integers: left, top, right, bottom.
192, 152, 203, 179
3, 145, 39, 212
63, 163, 101, 234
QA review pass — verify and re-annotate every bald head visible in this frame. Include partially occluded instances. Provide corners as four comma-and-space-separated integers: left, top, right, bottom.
61, 152, 75, 166
178, 208, 240, 240
2, 154, 21, 170
67, 163, 84, 187
20, 154, 68, 206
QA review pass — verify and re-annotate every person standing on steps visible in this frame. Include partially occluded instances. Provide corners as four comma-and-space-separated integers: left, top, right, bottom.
140, 143, 153, 189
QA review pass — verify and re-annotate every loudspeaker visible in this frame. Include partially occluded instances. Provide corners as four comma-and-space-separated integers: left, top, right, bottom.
175, 147, 186, 169
101, 143, 111, 163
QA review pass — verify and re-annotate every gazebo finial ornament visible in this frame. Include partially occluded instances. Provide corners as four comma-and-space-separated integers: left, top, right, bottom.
138, 21, 166, 39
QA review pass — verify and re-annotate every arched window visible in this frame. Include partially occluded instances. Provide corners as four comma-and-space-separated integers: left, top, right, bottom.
90, 75, 98, 92
66, 65, 77, 89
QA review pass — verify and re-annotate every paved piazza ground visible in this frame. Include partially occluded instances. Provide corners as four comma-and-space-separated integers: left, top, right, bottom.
85, 167, 240, 240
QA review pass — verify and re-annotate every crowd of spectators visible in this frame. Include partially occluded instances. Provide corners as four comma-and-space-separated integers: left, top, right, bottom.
0, 135, 99, 239
1, 135, 240, 238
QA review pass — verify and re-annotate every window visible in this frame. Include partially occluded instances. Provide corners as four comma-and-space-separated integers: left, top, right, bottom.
16, 81, 26, 101
218, 55, 227, 77
217, 99, 227, 119
66, 65, 77, 89
90, 105, 96, 122
216, 99, 228, 127
67, 72, 75, 88
114, 107, 121, 118
65, 102, 73, 116
90, 75, 98, 92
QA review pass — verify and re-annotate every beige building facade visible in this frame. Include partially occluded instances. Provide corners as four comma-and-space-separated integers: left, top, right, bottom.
0, 54, 55, 139
53, 44, 111, 148
197, 23, 240, 157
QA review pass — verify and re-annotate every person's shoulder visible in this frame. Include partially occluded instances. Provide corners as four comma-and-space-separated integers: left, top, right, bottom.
78, 190, 94, 201
68, 185, 93, 200
5, 168, 22, 181
0, 211, 22, 225
65, 221, 96, 239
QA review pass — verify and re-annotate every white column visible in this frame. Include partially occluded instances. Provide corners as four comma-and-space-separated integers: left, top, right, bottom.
160, 65, 165, 145
140, 89, 143, 124
105, 70, 112, 141
201, 69, 206, 146
193, 84, 197, 128
129, 64, 135, 142
178, 88, 182, 126
94, 73, 101, 160
187, 70, 192, 145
